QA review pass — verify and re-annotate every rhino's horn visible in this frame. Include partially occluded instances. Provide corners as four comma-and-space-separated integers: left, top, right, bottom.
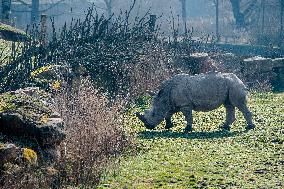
135, 112, 155, 130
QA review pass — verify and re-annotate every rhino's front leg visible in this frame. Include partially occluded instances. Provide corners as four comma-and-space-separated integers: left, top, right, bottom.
181, 107, 193, 133
165, 111, 174, 129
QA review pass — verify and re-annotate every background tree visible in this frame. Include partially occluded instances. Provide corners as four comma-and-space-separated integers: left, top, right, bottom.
31, 0, 39, 23
281, 0, 284, 37
103, 0, 113, 18
229, 0, 258, 28
1, 0, 11, 24
179, 0, 187, 28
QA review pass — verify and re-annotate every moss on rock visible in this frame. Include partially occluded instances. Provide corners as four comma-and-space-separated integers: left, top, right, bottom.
0, 23, 29, 42
22, 148, 37, 165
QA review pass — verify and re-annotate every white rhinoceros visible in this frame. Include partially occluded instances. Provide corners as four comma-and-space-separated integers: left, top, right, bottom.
136, 72, 255, 132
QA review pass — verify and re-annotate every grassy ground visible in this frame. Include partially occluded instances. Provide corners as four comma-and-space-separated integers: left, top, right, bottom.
0, 39, 11, 66
99, 92, 284, 189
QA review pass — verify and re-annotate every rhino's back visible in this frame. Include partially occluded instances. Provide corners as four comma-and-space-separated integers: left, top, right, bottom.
171, 73, 234, 111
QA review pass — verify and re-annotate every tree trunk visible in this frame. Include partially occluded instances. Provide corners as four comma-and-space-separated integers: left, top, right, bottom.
216, 0, 219, 41
180, 0, 187, 28
31, 0, 39, 24
104, 0, 113, 18
229, 0, 245, 27
261, 0, 265, 34
2, 0, 11, 24
280, 0, 283, 37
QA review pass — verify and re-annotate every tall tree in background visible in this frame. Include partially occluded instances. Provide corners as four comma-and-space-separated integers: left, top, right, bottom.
103, 0, 113, 18
230, 0, 245, 27
31, 0, 39, 24
229, 0, 258, 28
280, 0, 284, 37
1, 0, 11, 24
179, 0, 187, 28
215, 0, 219, 40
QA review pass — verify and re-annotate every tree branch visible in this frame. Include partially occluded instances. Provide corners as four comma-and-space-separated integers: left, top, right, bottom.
40, 0, 66, 12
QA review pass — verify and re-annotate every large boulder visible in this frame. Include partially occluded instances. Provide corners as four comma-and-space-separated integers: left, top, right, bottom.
0, 88, 65, 148
0, 144, 21, 167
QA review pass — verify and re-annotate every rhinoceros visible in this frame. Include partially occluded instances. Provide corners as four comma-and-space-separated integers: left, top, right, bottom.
136, 72, 255, 132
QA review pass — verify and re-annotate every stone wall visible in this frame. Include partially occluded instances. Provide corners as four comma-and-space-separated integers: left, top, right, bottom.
243, 57, 284, 90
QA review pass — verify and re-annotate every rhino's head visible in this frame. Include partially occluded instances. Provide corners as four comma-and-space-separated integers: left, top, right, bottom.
136, 109, 164, 130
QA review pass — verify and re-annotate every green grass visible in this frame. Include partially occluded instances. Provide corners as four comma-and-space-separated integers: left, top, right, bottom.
0, 39, 12, 66
99, 92, 284, 189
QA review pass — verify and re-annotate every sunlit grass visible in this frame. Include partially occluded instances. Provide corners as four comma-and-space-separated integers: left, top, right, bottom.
99, 92, 284, 188
0, 39, 12, 66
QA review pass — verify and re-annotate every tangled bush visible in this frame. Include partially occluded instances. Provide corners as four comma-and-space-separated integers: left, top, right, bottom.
0, 2, 198, 98
55, 79, 130, 187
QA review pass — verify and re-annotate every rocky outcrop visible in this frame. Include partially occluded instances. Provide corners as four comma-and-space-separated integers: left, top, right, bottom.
210, 53, 284, 91
0, 87, 65, 164
243, 56, 284, 90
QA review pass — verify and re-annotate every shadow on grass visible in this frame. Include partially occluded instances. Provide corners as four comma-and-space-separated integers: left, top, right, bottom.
138, 130, 249, 140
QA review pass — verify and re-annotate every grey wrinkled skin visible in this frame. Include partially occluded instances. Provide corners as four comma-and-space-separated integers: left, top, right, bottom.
136, 72, 255, 132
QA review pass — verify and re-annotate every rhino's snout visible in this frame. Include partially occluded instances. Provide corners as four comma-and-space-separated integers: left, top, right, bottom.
135, 112, 155, 130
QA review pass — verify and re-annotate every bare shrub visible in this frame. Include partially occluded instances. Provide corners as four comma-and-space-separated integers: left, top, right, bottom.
127, 43, 175, 98
54, 78, 130, 187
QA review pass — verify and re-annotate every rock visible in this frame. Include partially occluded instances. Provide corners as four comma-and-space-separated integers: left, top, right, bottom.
242, 56, 284, 90
22, 148, 38, 165
50, 112, 61, 118
42, 147, 61, 163
0, 89, 65, 147
13, 87, 55, 106
211, 53, 243, 74
190, 53, 216, 74
0, 144, 21, 167
175, 53, 217, 74
243, 56, 274, 74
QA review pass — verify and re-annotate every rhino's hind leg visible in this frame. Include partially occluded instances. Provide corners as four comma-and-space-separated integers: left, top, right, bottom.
181, 107, 193, 133
237, 104, 255, 130
220, 104, 236, 131
165, 111, 174, 130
